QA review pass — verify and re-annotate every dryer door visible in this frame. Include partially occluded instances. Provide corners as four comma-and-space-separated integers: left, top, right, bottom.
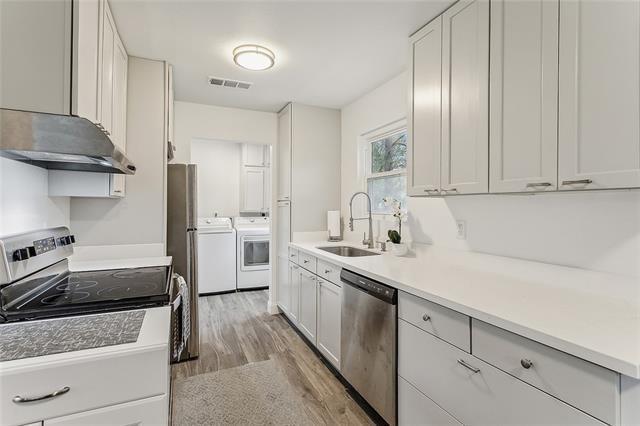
240, 234, 270, 272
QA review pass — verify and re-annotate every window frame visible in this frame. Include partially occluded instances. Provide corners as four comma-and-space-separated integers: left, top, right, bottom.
360, 120, 408, 216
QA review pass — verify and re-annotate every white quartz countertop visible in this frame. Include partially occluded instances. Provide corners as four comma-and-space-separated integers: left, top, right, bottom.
290, 241, 640, 378
69, 256, 172, 272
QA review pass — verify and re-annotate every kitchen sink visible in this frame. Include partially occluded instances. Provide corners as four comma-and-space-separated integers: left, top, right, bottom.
316, 246, 380, 257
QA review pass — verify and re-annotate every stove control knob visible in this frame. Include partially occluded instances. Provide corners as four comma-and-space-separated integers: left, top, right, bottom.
69, 235, 76, 244
64, 236, 72, 245
27, 246, 37, 257
57, 237, 67, 246
12, 248, 29, 261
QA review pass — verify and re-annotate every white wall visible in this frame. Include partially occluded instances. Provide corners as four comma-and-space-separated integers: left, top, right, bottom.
342, 73, 640, 278
70, 57, 167, 248
0, 158, 70, 236
173, 101, 277, 163
190, 138, 242, 218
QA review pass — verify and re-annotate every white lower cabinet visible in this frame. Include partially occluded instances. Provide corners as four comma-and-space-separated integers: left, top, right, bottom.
316, 277, 341, 369
44, 394, 167, 426
298, 270, 318, 345
289, 262, 300, 324
277, 256, 290, 314
399, 320, 604, 425
398, 376, 461, 426
48, 170, 125, 198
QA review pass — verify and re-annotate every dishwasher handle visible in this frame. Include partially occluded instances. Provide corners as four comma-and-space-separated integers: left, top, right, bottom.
340, 268, 397, 304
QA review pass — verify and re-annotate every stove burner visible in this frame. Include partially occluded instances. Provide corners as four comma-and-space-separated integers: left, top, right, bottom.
41, 291, 91, 305
96, 282, 159, 299
56, 281, 98, 291
112, 269, 149, 279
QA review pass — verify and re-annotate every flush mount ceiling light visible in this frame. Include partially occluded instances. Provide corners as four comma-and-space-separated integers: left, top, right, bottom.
233, 44, 275, 71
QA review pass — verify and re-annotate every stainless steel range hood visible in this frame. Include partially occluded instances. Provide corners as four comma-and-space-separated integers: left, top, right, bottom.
0, 109, 136, 175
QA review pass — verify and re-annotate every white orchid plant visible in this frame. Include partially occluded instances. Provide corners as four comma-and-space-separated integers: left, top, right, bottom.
383, 197, 407, 244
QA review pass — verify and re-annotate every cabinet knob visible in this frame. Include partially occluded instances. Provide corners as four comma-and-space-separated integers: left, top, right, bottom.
422, 314, 431, 322
520, 359, 534, 369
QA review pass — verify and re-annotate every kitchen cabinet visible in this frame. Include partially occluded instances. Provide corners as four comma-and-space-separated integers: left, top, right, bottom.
317, 277, 341, 369
277, 256, 290, 315
298, 269, 318, 345
489, 0, 559, 193
98, 1, 115, 136
289, 262, 300, 325
44, 394, 167, 426
558, 0, 640, 190
440, 0, 489, 195
112, 31, 128, 151
277, 104, 292, 201
243, 144, 268, 167
49, 170, 124, 198
399, 377, 461, 426
240, 166, 267, 212
407, 16, 442, 196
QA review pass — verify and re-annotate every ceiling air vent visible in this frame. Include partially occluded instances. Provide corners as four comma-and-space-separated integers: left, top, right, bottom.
208, 76, 252, 90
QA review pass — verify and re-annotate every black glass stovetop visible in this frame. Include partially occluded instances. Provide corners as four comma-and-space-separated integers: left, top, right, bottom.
0, 263, 171, 322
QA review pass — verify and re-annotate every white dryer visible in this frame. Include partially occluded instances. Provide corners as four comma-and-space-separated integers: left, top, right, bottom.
234, 217, 270, 290
197, 217, 236, 295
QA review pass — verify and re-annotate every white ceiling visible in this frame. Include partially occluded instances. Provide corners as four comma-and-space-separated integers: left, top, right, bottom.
110, 1, 453, 112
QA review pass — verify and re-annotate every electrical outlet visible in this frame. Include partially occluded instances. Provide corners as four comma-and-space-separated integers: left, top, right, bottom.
456, 220, 467, 240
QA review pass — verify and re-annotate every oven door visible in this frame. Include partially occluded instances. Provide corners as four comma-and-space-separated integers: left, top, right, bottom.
240, 234, 270, 272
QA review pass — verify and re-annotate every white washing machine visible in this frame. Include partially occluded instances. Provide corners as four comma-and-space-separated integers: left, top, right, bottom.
197, 217, 236, 295
234, 217, 270, 290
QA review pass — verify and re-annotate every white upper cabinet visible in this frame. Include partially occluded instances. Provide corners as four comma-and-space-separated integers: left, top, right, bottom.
73, 0, 100, 123
277, 104, 292, 200
441, 0, 489, 195
240, 166, 267, 212
558, 0, 640, 190
98, 1, 116, 136
243, 144, 268, 167
489, 0, 559, 193
408, 16, 442, 196
112, 33, 128, 151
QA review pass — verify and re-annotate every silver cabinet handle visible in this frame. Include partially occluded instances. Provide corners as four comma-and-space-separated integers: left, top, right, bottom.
526, 182, 552, 188
457, 359, 480, 373
441, 188, 458, 194
423, 189, 440, 194
520, 359, 534, 369
562, 179, 592, 186
13, 386, 70, 403
422, 314, 431, 322
290, 254, 296, 257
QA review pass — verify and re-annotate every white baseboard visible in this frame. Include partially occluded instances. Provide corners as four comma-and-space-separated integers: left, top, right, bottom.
267, 299, 281, 315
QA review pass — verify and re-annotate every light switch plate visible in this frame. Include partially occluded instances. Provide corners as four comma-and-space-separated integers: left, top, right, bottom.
456, 220, 467, 240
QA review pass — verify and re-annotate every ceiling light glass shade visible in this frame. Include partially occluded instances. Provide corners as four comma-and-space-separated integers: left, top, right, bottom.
233, 44, 275, 71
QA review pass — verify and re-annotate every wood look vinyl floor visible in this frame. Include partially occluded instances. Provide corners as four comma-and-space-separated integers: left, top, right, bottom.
171, 290, 373, 425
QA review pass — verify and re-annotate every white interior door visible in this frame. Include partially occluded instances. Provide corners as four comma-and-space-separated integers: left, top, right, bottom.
489, 0, 558, 193
441, 0, 489, 195
558, 0, 640, 190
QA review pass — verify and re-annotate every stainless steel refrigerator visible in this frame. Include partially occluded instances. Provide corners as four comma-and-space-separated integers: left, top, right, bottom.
167, 163, 199, 361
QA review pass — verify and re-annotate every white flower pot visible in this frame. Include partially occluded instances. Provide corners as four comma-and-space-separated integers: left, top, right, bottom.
391, 242, 408, 256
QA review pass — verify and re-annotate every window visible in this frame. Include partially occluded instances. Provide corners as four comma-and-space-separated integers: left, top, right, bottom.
364, 127, 407, 214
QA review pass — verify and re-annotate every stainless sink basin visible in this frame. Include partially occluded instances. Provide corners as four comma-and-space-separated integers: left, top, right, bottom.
317, 246, 380, 257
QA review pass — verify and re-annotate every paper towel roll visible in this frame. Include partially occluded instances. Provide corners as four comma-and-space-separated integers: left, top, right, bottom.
327, 210, 341, 238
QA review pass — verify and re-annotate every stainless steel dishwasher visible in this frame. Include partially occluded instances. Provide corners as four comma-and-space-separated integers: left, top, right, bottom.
341, 268, 397, 426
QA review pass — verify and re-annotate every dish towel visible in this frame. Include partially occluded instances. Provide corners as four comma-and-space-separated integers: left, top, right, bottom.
174, 274, 191, 359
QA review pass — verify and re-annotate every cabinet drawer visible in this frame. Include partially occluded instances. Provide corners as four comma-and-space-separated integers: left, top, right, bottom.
317, 259, 341, 286
472, 319, 619, 425
399, 376, 461, 426
399, 320, 603, 425
398, 291, 470, 352
1, 347, 168, 426
288, 247, 298, 264
298, 252, 316, 274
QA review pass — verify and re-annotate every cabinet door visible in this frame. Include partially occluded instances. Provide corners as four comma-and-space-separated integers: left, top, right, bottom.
277, 256, 290, 314
298, 271, 317, 345
73, 0, 100, 123
112, 32, 128, 151
317, 278, 341, 369
489, 0, 558, 193
98, 0, 115, 135
289, 263, 300, 324
243, 144, 266, 167
109, 174, 125, 198
408, 16, 442, 196
277, 104, 292, 200
399, 377, 461, 426
558, 0, 640, 190
167, 64, 175, 145
241, 167, 266, 212
441, 0, 489, 195
45, 394, 167, 426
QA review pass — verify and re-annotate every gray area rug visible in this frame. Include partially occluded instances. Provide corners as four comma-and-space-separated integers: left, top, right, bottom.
172, 359, 313, 425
